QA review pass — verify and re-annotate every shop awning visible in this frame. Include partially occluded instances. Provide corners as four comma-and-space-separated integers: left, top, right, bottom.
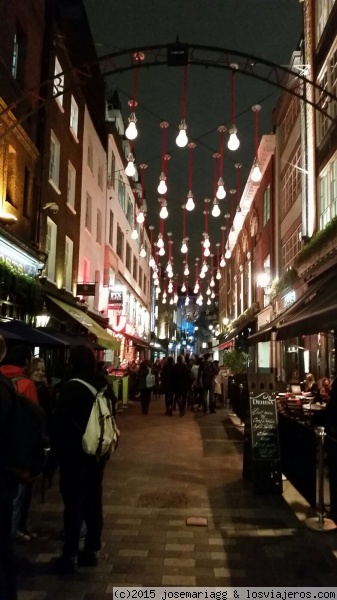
248, 325, 276, 344
277, 279, 337, 340
37, 329, 105, 350
124, 331, 150, 348
0, 320, 67, 347
46, 296, 120, 351
218, 340, 234, 350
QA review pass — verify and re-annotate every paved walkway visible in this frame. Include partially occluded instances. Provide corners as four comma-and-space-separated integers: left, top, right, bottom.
17, 398, 337, 598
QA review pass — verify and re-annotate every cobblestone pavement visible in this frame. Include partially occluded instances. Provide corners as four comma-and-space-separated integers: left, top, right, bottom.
17, 398, 337, 599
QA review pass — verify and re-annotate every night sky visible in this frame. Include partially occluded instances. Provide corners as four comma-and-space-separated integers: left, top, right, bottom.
84, 0, 303, 275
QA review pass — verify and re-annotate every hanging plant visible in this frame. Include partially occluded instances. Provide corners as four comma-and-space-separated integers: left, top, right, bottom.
294, 216, 337, 269
270, 268, 298, 298
231, 302, 259, 330
0, 259, 42, 316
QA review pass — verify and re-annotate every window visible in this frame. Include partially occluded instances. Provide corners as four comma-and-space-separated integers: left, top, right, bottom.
280, 96, 300, 149
109, 209, 114, 246
263, 185, 270, 225
85, 193, 92, 232
96, 209, 102, 244
12, 24, 26, 88
64, 236, 73, 291
133, 256, 138, 281
87, 137, 93, 173
116, 224, 124, 260
127, 196, 133, 227
98, 162, 104, 191
49, 131, 60, 189
316, 0, 335, 42
83, 258, 90, 283
281, 145, 301, 218
53, 57, 64, 107
45, 217, 57, 282
317, 69, 329, 143
143, 275, 147, 295
318, 157, 337, 229
109, 152, 115, 188
70, 95, 79, 138
67, 161, 76, 209
282, 224, 302, 269
126, 242, 132, 272
118, 176, 125, 211
139, 266, 143, 289
22, 167, 31, 218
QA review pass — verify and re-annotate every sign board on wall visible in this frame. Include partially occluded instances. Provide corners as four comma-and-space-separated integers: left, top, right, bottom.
108, 288, 123, 310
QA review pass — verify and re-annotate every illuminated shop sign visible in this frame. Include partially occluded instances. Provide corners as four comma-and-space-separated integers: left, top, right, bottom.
108, 287, 124, 310
284, 290, 296, 307
0, 236, 43, 276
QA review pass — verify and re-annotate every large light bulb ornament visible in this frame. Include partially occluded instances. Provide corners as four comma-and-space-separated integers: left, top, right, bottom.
204, 247, 210, 258
157, 173, 167, 195
139, 245, 146, 258
216, 177, 226, 200
181, 239, 188, 254
185, 296, 190, 306
176, 120, 188, 147
125, 153, 136, 177
125, 113, 138, 140
159, 200, 168, 219
131, 228, 138, 240
137, 210, 145, 224
185, 191, 195, 212
157, 234, 164, 249
227, 125, 240, 151
194, 282, 199, 294
203, 235, 210, 249
158, 246, 165, 257
184, 264, 189, 277
225, 246, 231, 260
212, 199, 221, 217
199, 270, 205, 279
181, 282, 186, 293
206, 286, 211, 296
251, 158, 262, 183
216, 269, 221, 280
168, 280, 173, 293
149, 255, 155, 269
211, 291, 215, 299
207, 297, 211, 306
220, 255, 226, 268
210, 277, 215, 288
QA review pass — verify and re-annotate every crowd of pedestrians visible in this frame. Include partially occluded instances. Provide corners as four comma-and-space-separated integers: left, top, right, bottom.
0, 341, 220, 600
122, 352, 221, 417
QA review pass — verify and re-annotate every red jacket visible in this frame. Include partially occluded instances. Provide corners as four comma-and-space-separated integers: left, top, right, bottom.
0, 365, 38, 404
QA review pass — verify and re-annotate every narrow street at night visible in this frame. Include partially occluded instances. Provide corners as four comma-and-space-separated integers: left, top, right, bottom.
16, 401, 337, 598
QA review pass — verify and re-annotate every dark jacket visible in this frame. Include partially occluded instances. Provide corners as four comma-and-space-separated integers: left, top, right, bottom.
172, 363, 192, 394
161, 362, 175, 393
53, 369, 108, 467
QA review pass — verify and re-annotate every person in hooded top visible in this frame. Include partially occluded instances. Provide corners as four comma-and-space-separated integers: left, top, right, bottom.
53, 345, 111, 574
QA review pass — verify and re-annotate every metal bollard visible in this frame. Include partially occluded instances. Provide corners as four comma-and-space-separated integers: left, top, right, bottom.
306, 426, 336, 531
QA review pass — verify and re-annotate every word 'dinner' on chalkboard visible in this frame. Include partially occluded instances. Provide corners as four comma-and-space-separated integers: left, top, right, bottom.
250, 393, 280, 461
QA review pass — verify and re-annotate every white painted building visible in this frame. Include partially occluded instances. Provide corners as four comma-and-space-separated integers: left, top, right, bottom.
78, 106, 108, 315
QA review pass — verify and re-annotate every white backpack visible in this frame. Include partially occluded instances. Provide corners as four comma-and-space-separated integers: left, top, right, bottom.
71, 379, 119, 456
146, 372, 156, 389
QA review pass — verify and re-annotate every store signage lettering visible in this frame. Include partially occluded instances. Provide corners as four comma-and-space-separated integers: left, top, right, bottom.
108, 288, 123, 310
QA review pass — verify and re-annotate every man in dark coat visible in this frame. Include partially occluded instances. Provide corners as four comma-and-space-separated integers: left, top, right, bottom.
53, 345, 110, 573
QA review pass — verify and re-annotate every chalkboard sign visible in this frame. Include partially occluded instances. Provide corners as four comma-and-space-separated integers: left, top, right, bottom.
250, 393, 280, 461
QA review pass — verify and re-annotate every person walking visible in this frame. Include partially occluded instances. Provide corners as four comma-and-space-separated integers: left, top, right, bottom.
53, 345, 112, 573
197, 353, 219, 414
161, 356, 175, 416
137, 361, 151, 415
173, 355, 193, 416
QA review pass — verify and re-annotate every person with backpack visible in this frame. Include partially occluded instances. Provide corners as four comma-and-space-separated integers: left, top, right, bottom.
53, 345, 115, 574
197, 353, 220, 414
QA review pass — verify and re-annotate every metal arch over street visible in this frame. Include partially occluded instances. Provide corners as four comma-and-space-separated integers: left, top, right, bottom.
0, 41, 336, 142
